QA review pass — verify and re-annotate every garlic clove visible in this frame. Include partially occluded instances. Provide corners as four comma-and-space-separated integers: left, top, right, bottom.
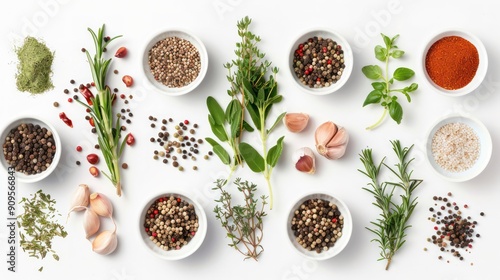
315, 121, 349, 160
90, 192, 113, 218
83, 207, 100, 239
92, 230, 118, 255
294, 147, 316, 174
284, 113, 310, 133
69, 184, 90, 211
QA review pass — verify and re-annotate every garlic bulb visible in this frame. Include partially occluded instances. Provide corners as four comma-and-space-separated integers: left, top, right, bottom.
92, 229, 118, 255
284, 113, 309, 133
69, 184, 90, 211
90, 192, 113, 218
83, 207, 100, 239
293, 147, 316, 174
315, 121, 349, 160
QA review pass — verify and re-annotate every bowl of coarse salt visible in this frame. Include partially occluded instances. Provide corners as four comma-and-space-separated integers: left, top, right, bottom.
426, 113, 492, 182
142, 29, 208, 96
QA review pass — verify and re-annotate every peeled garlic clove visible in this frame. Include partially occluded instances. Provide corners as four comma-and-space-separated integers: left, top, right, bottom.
294, 147, 316, 174
315, 121, 349, 160
284, 113, 310, 133
83, 207, 100, 239
92, 229, 118, 255
90, 192, 113, 218
69, 184, 90, 211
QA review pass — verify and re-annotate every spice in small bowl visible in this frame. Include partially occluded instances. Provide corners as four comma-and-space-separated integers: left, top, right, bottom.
286, 192, 352, 260
289, 28, 353, 95
139, 190, 207, 260
426, 113, 492, 182
1, 116, 61, 183
422, 30, 487, 97
142, 29, 208, 96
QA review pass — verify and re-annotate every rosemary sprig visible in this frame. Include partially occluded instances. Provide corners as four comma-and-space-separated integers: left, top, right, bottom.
213, 178, 267, 261
77, 25, 126, 196
358, 140, 422, 270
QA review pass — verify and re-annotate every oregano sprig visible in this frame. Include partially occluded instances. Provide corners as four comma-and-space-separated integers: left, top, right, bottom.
362, 34, 418, 130
358, 140, 422, 270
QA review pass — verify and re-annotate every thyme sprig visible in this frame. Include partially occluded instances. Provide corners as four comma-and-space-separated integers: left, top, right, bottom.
77, 25, 126, 196
206, 16, 285, 209
358, 140, 422, 270
213, 178, 267, 261
18, 190, 68, 272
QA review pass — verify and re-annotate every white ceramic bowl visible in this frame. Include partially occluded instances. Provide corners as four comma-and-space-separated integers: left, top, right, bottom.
286, 191, 352, 260
0, 116, 61, 183
139, 190, 207, 260
422, 29, 487, 96
143, 29, 208, 96
289, 28, 353, 95
426, 113, 492, 182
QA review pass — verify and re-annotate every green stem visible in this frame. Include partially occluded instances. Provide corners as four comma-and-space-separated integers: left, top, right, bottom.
259, 108, 273, 210
366, 108, 388, 130
99, 95, 121, 196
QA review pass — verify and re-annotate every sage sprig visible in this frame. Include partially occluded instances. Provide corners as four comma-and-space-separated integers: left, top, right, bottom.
206, 16, 285, 209
362, 34, 418, 130
358, 140, 422, 270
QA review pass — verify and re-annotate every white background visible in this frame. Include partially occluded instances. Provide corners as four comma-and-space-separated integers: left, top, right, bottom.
1, 0, 499, 279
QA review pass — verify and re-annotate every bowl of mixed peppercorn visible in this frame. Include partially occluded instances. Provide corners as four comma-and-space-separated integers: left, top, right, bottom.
139, 190, 207, 260
287, 191, 352, 260
289, 28, 353, 95
143, 29, 208, 96
1, 115, 61, 183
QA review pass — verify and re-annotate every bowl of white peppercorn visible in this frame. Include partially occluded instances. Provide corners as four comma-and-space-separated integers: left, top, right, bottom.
0, 115, 61, 183
289, 28, 353, 95
425, 113, 492, 182
286, 191, 352, 260
143, 29, 208, 96
139, 190, 207, 260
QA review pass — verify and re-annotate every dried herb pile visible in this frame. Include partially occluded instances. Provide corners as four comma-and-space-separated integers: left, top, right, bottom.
15, 36, 54, 94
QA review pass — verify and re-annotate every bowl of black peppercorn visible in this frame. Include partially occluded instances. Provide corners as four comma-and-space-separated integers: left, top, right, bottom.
287, 191, 352, 260
289, 28, 353, 95
1, 115, 62, 183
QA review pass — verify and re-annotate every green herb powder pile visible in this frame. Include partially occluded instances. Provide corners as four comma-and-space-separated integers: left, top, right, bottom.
15, 36, 54, 94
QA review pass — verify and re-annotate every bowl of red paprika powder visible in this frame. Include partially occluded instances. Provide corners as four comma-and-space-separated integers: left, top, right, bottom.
422, 30, 487, 96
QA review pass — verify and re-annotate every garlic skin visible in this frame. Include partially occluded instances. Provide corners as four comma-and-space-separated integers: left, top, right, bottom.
83, 207, 100, 239
90, 192, 113, 218
92, 229, 118, 255
294, 147, 316, 174
284, 113, 309, 133
69, 184, 90, 211
315, 121, 349, 160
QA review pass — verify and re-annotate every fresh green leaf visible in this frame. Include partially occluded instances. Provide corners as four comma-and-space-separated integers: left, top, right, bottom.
266, 136, 284, 167
242, 78, 255, 103
239, 142, 265, 172
391, 34, 400, 46
267, 112, 286, 134
391, 50, 405, 58
382, 34, 391, 48
389, 101, 403, 124
242, 120, 254, 132
362, 65, 383, 80
393, 67, 414, 81
230, 109, 242, 138
207, 96, 225, 125
375, 45, 387, 62
363, 90, 383, 106
371, 82, 386, 90
208, 115, 228, 142
407, 83, 418, 92
246, 102, 261, 130
225, 99, 241, 124
205, 137, 231, 165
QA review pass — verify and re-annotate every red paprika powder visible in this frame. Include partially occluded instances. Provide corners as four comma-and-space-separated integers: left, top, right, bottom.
425, 36, 479, 90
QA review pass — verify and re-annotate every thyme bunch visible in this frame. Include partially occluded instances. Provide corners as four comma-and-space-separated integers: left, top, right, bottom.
18, 190, 68, 271
206, 16, 285, 209
78, 25, 127, 196
213, 178, 267, 261
358, 140, 422, 270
